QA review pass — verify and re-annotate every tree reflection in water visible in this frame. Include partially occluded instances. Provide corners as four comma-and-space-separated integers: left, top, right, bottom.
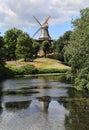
5, 101, 31, 111
62, 88, 89, 130
64, 99, 89, 130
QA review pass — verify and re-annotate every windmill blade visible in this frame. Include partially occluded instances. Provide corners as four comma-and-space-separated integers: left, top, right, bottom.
32, 27, 41, 37
33, 16, 42, 26
43, 16, 51, 25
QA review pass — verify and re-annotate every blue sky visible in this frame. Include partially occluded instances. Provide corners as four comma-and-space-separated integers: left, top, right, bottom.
0, 0, 89, 39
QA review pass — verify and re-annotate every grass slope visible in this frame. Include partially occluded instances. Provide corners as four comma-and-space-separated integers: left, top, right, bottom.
31, 58, 70, 69
7, 58, 70, 70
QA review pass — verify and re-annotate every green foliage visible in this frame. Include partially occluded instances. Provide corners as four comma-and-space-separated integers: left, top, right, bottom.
3, 28, 34, 61
0, 36, 6, 79
0, 37, 5, 66
38, 68, 69, 74
53, 31, 72, 62
16, 33, 33, 61
0, 65, 5, 79
4, 67, 15, 78
33, 41, 40, 58
3, 28, 23, 60
74, 66, 89, 90
6, 64, 38, 76
42, 40, 50, 57
64, 8, 89, 90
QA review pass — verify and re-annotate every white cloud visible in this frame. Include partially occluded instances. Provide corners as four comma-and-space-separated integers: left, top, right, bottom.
0, 0, 89, 29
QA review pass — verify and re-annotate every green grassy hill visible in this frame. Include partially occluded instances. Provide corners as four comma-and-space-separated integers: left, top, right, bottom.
7, 58, 70, 69
6, 58, 70, 76
33, 58, 70, 69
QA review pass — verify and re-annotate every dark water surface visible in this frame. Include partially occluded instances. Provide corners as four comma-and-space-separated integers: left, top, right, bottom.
0, 75, 89, 130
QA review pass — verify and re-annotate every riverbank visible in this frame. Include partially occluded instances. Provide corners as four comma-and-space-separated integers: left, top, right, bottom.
5, 58, 70, 78
6, 58, 70, 69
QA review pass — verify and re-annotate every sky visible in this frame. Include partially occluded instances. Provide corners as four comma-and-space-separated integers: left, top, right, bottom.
0, 0, 89, 39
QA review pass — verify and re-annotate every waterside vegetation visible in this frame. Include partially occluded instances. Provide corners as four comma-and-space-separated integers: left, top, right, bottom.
5, 58, 70, 78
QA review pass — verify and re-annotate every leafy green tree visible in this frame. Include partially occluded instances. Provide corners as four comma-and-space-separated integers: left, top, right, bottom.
64, 8, 89, 90
42, 40, 50, 57
53, 31, 72, 61
0, 36, 5, 66
52, 40, 58, 58
16, 33, 33, 61
0, 36, 6, 78
33, 41, 40, 58
3, 28, 23, 61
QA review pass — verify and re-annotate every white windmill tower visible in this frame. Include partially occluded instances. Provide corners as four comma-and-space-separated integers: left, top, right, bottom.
33, 16, 51, 43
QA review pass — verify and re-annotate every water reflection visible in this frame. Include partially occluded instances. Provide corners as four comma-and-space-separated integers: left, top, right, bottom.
5, 101, 31, 111
0, 75, 89, 130
64, 99, 89, 130
38, 96, 51, 113
4, 96, 51, 113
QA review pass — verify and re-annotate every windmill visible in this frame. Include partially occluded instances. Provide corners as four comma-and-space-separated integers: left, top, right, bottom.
33, 16, 51, 42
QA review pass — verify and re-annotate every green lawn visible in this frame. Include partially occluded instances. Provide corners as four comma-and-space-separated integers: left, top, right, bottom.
6, 58, 70, 75
33, 58, 70, 69
6, 58, 70, 70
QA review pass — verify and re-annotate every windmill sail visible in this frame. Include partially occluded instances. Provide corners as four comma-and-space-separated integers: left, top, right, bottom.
43, 16, 51, 25
33, 16, 51, 41
33, 16, 42, 26
32, 27, 41, 38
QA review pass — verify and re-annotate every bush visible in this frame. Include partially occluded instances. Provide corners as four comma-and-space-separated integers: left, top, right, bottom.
19, 64, 38, 74
6, 64, 38, 76
38, 68, 69, 74
4, 67, 15, 78
5, 64, 69, 78
0, 65, 5, 79
74, 67, 89, 91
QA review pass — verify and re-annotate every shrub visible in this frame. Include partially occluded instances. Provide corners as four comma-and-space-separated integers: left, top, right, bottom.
38, 68, 69, 74
6, 64, 38, 77
5, 64, 69, 78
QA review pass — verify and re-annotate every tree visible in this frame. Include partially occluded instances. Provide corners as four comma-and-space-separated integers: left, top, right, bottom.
0, 36, 5, 66
42, 40, 50, 57
16, 33, 33, 61
64, 8, 89, 90
3, 28, 23, 61
0, 36, 6, 78
53, 31, 72, 61
33, 41, 40, 58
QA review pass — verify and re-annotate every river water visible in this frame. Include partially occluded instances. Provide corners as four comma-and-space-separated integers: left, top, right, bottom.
0, 75, 89, 130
